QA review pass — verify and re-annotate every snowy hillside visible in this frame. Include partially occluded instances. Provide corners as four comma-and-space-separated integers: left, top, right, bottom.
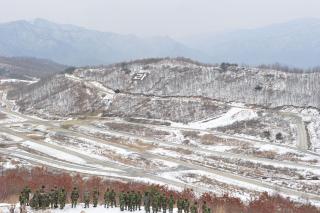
6, 58, 320, 153
9, 58, 320, 113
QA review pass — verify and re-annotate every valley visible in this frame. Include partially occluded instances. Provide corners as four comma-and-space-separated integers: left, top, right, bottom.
1, 58, 320, 206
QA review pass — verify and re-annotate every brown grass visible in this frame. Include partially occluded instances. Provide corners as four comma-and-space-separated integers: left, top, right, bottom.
103, 122, 170, 138
181, 130, 200, 139
60, 123, 74, 129
167, 147, 193, 155
27, 134, 45, 140
0, 112, 7, 120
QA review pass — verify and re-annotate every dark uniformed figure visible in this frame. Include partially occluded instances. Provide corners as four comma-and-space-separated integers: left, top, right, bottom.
71, 187, 80, 208
132, 191, 136, 211
125, 191, 130, 210
177, 198, 183, 213
158, 194, 164, 212
53, 186, 59, 208
190, 202, 197, 213
48, 189, 55, 208
202, 202, 207, 213
119, 191, 126, 211
45, 192, 51, 208
134, 191, 139, 211
129, 191, 135, 211
183, 199, 190, 213
152, 192, 160, 213
58, 188, 67, 209
22, 186, 31, 206
205, 208, 211, 213
84, 191, 90, 208
161, 194, 167, 213
19, 192, 26, 206
93, 188, 100, 207
104, 188, 111, 208
144, 192, 151, 213
110, 189, 116, 207
168, 194, 175, 213
137, 191, 142, 211
30, 190, 40, 210
38, 186, 46, 209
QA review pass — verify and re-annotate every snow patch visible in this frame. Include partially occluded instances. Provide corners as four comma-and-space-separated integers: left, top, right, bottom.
0, 204, 179, 213
171, 107, 258, 130
21, 141, 87, 164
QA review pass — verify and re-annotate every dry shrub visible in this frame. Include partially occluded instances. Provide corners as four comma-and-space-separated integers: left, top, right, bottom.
201, 134, 221, 145
0, 167, 171, 203
0, 112, 7, 120
181, 131, 200, 139
254, 151, 277, 160
60, 123, 74, 129
104, 122, 170, 138
168, 147, 193, 155
27, 134, 45, 140
125, 117, 171, 126
248, 192, 319, 213
199, 193, 245, 213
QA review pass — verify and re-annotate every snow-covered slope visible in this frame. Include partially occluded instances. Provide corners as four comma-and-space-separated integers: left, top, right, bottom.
6, 58, 320, 152
9, 58, 320, 114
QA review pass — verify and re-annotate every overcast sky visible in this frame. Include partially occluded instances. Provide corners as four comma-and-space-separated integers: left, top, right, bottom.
1, 0, 320, 37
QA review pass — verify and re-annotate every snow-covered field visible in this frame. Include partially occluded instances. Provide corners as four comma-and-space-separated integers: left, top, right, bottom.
171, 107, 258, 130
1, 90, 320, 206
0, 79, 37, 84
0, 110, 26, 124
21, 141, 87, 164
0, 132, 22, 142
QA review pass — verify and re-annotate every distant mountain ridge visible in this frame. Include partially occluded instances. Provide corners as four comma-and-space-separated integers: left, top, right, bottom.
0, 19, 204, 66
184, 18, 320, 68
0, 56, 66, 80
0, 18, 320, 67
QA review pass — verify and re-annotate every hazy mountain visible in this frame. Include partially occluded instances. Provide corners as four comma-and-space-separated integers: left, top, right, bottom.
183, 18, 320, 68
0, 56, 66, 80
1, 18, 319, 68
0, 19, 205, 66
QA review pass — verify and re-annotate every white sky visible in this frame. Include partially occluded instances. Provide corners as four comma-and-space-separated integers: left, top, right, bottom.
0, 0, 320, 37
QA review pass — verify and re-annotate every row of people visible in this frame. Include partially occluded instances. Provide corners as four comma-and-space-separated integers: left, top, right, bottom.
20, 186, 68, 210
19, 186, 211, 213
